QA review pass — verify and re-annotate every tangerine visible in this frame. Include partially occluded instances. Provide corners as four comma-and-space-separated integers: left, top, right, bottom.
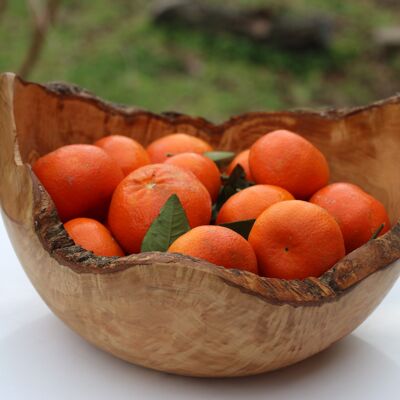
94, 135, 150, 176
168, 225, 258, 274
33, 144, 124, 221
248, 200, 345, 279
108, 163, 212, 254
164, 152, 221, 202
147, 133, 213, 163
249, 130, 329, 199
226, 149, 253, 181
216, 184, 294, 224
65, 218, 124, 257
310, 182, 391, 253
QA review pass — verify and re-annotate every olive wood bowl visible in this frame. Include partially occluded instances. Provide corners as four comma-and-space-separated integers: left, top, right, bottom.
0, 72, 399, 377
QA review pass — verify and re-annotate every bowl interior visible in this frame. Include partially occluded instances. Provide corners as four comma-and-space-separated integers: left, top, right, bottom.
13, 78, 400, 224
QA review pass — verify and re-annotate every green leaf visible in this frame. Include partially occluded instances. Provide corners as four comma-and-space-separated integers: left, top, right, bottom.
211, 164, 254, 223
219, 219, 256, 239
203, 151, 235, 167
217, 163, 254, 204
370, 223, 385, 241
141, 194, 190, 252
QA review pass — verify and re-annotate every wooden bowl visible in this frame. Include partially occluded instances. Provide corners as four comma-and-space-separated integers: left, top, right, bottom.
0, 72, 399, 377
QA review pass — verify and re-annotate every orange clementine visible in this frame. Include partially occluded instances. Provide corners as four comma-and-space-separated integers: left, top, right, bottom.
249, 130, 330, 199
94, 135, 150, 176
108, 164, 212, 254
226, 149, 253, 181
164, 152, 221, 202
248, 200, 345, 279
168, 225, 258, 274
310, 182, 391, 253
64, 218, 125, 257
33, 144, 124, 222
216, 184, 294, 224
147, 133, 213, 163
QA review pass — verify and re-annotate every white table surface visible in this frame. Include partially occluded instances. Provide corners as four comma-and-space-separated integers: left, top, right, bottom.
0, 217, 399, 400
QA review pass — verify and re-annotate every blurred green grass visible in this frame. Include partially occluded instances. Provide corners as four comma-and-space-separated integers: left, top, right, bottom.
1, 0, 400, 122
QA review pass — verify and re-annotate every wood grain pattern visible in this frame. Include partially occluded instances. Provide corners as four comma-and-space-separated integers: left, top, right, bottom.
0, 72, 399, 377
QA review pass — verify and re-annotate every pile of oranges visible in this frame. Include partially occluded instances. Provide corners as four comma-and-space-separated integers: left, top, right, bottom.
33, 130, 391, 280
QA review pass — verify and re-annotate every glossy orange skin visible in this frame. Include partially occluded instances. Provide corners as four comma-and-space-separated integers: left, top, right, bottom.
226, 149, 253, 181
108, 164, 212, 254
95, 135, 150, 176
248, 200, 345, 279
33, 144, 124, 222
249, 130, 330, 199
147, 133, 213, 163
168, 225, 258, 274
164, 152, 221, 202
64, 218, 125, 257
310, 183, 391, 254
216, 184, 294, 224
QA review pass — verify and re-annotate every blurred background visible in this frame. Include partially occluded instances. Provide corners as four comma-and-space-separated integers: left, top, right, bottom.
1, 0, 400, 122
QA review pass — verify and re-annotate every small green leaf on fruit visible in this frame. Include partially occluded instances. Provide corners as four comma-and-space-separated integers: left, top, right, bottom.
204, 151, 235, 166
370, 223, 385, 240
219, 219, 256, 239
215, 164, 254, 210
141, 194, 190, 252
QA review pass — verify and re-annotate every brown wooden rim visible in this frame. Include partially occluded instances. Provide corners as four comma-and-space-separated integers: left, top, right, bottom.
14, 76, 400, 306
